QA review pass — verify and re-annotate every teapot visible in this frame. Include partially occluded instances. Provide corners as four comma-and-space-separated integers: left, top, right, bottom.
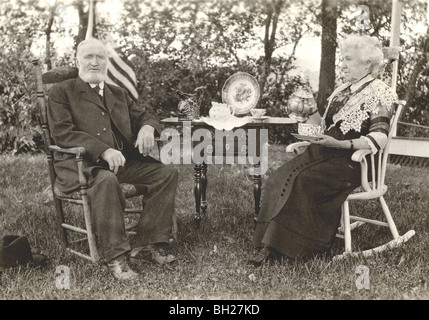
209, 102, 235, 121
287, 86, 316, 122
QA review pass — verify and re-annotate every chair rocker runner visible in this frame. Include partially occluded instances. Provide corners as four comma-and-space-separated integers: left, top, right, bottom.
33, 60, 177, 263
285, 47, 415, 260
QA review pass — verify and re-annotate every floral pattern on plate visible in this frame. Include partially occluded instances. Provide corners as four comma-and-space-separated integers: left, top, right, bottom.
222, 72, 260, 115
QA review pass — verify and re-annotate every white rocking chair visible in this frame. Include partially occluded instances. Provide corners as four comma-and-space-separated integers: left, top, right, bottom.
286, 100, 416, 260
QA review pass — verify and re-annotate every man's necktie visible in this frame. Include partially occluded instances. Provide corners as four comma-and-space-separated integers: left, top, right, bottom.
93, 84, 104, 104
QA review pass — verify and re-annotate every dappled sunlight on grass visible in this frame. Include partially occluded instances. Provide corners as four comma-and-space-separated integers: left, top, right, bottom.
0, 150, 428, 300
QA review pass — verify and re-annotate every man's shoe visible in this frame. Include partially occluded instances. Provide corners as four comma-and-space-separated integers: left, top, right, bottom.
151, 245, 178, 265
130, 245, 178, 265
107, 254, 139, 281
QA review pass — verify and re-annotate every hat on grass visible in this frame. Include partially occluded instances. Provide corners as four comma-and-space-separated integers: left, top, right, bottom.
0, 235, 47, 271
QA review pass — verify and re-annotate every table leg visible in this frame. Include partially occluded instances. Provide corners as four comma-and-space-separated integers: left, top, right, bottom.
253, 163, 262, 225
201, 162, 208, 216
194, 163, 202, 228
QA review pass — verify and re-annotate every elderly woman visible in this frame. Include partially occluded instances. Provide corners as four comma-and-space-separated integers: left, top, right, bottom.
249, 34, 398, 265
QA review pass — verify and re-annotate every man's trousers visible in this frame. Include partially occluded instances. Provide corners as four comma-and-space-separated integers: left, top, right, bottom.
86, 158, 178, 262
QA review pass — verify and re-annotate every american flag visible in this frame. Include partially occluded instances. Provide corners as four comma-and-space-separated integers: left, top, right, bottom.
85, 0, 139, 101
103, 37, 139, 101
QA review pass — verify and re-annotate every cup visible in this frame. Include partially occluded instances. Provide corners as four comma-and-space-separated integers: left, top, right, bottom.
209, 102, 234, 121
298, 123, 321, 136
250, 108, 266, 117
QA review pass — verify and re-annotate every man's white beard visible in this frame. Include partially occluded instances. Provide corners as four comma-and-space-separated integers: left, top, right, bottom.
79, 69, 107, 84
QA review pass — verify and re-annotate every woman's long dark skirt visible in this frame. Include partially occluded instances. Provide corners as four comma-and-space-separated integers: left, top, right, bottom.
252, 144, 361, 259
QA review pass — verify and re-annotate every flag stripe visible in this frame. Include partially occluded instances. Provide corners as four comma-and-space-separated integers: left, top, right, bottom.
106, 73, 138, 102
106, 73, 138, 101
106, 68, 139, 101
108, 56, 137, 89
106, 60, 137, 96
105, 43, 137, 85
111, 48, 136, 73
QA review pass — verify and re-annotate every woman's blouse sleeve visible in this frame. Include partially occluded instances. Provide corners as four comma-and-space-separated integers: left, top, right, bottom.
362, 84, 397, 153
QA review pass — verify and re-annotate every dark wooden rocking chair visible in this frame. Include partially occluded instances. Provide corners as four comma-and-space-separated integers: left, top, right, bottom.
32, 60, 177, 263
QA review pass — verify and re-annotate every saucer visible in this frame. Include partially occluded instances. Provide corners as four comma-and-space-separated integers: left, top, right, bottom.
291, 133, 320, 141
250, 116, 270, 120
201, 116, 251, 130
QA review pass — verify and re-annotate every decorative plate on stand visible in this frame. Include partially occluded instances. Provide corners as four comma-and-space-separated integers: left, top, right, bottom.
222, 72, 260, 115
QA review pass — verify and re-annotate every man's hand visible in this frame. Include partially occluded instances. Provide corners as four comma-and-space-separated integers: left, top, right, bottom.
135, 125, 155, 156
100, 148, 126, 174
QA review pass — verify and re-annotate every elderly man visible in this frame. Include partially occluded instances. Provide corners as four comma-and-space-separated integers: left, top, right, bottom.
48, 38, 178, 280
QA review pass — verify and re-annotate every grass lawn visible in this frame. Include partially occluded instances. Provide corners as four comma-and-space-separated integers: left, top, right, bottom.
0, 144, 428, 300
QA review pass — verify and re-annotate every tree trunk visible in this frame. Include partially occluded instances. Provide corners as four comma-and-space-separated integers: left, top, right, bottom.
260, 0, 283, 95
74, 0, 90, 49
317, 0, 338, 113
44, 2, 58, 70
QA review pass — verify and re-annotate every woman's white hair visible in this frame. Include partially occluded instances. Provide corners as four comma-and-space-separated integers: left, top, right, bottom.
339, 34, 384, 77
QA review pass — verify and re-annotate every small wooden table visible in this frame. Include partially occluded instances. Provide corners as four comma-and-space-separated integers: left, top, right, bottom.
161, 116, 297, 226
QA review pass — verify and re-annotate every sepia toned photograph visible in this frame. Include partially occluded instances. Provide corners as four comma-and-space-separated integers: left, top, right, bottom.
0, 0, 428, 304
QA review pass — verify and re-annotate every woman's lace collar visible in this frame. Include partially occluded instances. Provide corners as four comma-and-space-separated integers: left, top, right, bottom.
322, 79, 398, 134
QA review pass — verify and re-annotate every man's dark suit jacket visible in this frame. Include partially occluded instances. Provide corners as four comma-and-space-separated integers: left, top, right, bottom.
48, 76, 162, 193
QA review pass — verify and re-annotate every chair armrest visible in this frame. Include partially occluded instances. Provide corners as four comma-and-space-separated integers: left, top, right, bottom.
286, 141, 311, 155
49, 145, 86, 157
49, 145, 88, 188
350, 149, 374, 191
350, 149, 372, 163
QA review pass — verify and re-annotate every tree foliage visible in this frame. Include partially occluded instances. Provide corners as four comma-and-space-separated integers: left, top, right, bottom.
0, 0, 49, 153
0, 0, 428, 153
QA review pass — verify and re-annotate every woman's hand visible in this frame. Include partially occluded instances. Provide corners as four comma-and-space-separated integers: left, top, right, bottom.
311, 134, 358, 150
311, 134, 342, 148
